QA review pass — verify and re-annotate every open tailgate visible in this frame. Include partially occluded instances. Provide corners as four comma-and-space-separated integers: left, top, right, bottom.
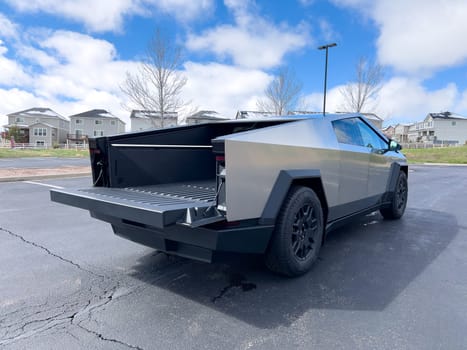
50, 181, 222, 228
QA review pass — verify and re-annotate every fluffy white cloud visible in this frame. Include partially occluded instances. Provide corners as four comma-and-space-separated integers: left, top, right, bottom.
0, 42, 31, 86
301, 77, 467, 124
0, 24, 273, 130
332, 0, 467, 75
187, 0, 310, 69
183, 61, 272, 117
376, 78, 459, 121
0, 28, 136, 128
4, 0, 214, 32
0, 12, 18, 38
5, 0, 138, 32
151, 0, 214, 22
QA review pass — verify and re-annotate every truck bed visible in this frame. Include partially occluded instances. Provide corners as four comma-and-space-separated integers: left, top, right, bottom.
51, 180, 220, 229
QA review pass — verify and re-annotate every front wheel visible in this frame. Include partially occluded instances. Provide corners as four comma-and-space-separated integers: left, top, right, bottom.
265, 186, 324, 277
380, 171, 408, 220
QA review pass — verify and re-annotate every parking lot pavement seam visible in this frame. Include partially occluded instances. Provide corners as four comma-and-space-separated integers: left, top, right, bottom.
0, 226, 106, 280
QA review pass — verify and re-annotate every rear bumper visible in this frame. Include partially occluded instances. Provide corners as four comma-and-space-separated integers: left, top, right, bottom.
50, 186, 274, 262
92, 212, 274, 262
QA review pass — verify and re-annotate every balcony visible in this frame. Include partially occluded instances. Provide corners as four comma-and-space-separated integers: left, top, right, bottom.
67, 133, 88, 141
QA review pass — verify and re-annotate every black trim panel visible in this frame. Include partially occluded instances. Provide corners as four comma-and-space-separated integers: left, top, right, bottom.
381, 162, 401, 204
328, 194, 381, 222
326, 202, 385, 233
259, 169, 321, 225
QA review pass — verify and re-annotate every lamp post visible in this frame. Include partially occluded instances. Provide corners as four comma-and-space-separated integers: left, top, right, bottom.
318, 43, 337, 116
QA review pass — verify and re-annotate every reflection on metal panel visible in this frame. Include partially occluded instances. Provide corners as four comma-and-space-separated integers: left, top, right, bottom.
223, 118, 340, 221
334, 144, 370, 210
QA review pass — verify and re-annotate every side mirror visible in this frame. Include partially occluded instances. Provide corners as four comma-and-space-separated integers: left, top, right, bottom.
389, 140, 402, 152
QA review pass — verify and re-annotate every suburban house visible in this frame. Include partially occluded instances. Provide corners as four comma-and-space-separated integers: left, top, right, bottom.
4, 107, 69, 146
382, 125, 395, 139
393, 123, 412, 143
407, 112, 467, 144
186, 111, 229, 125
68, 109, 125, 144
130, 110, 178, 131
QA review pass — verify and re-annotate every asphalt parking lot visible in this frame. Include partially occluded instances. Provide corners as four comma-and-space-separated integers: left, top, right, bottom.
1, 165, 466, 349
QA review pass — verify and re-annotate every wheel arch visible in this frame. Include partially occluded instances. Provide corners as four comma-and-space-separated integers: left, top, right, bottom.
259, 169, 329, 226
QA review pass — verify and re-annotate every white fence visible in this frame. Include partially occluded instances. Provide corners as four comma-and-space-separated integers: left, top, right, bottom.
0, 141, 88, 150
400, 142, 465, 149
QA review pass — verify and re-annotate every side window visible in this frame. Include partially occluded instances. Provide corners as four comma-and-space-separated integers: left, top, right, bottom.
332, 118, 364, 146
355, 119, 388, 150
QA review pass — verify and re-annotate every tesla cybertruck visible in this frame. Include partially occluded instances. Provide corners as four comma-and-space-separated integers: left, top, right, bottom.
51, 114, 408, 276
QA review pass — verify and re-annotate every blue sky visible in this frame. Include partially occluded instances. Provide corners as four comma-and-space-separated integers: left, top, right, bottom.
1, 0, 467, 129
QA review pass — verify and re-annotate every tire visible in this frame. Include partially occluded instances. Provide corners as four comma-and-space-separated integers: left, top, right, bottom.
265, 186, 324, 277
380, 171, 408, 220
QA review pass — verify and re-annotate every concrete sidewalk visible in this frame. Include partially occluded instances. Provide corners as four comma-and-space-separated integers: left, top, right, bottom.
0, 166, 91, 182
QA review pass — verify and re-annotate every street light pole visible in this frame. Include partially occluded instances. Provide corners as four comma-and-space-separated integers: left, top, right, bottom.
318, 43, 337, 116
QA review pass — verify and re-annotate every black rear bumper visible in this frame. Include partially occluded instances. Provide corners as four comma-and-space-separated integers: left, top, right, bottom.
93, 212, 274, 262
50, 184, 274, 262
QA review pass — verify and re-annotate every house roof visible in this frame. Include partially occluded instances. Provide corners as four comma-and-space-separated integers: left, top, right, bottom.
288, 111, 323, 116
130, 110, 178, 119
29, 122, 57, 128
7, 107, 68, 121
3, 124, 29, 129
69, 109, 126, 124
236, 111, 276, 119
187, 111, 229, 121
426, 111, 467, 120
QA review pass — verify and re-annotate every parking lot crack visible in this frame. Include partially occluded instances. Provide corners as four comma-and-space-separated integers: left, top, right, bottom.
74, 323, 144, 350
71, 286, 145, 350
0, 226, 105, 279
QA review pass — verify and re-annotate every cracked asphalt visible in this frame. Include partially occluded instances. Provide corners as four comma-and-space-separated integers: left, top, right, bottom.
1, 165, 467, 349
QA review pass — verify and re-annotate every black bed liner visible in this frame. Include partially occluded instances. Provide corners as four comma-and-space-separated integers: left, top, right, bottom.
50, 180, 220, 229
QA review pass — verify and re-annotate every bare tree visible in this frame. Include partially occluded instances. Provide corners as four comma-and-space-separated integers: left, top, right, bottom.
257, 68, 303, 115
340, 57, 384, 113
121, 29, 187, 127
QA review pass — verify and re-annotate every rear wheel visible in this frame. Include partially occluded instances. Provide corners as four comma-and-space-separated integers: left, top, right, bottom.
265, 186, 324, 277
380, 171, 408, 220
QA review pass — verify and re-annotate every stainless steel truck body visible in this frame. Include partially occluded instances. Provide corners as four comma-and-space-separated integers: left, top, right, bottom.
51, 114, 408, 276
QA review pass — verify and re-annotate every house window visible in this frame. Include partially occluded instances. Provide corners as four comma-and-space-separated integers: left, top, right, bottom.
95, 120, 102, 125
36, 141, 45, 147
452, 121, 457, 126
75, 129, 83, 137
75, 119, 82, 124
15, 117, 24, 123
93, 130, 104, 137
111, 120, 116, 125
34, 128, 47, 136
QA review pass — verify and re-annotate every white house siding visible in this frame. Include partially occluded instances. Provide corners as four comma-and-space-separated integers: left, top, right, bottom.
433, 119, 467, 144
29, 123, 57, 147
70, 117, 125, 139
130, 116, 177, 131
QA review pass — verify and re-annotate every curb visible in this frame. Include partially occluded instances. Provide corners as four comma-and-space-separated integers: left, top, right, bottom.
411, 163, 467, 167
0, 172, 91, 183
